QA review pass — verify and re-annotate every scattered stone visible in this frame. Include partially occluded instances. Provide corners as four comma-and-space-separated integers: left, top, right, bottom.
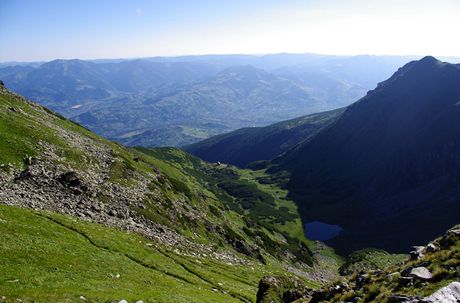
398, 276, 413, 286
356, 273, 370, 286
387, 294, 421, 303
73, 188, 84, 195
79, 296, 87, 301
425, 243, 438, 253
447, 229, 460, 237
232, 239, 252, 256
410, 246, 425, 260
118, 300, 128, 303
23, 155, 34, 165
204, 220, 215, 232
58, 171, 82, 187
282, 289, 304, 302
14, 169, 32, 183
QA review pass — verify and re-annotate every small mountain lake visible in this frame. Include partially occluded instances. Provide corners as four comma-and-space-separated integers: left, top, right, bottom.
304, 221, 343, 241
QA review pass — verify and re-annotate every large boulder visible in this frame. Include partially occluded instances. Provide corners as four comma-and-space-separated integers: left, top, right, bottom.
57, 171, 88, 194
410, 246, 425, 260
388, 281, 460, 303
408, 267, 432, 280
58, 171, 82, 187
424, 281, 460, 303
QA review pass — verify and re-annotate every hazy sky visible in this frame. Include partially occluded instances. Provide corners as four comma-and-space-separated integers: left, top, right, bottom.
1, 0, 459, 61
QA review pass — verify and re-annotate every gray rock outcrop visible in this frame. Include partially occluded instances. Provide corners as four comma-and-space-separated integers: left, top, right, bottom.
409, 267, 432, 280
424, 281, 460, 303
388, 281, 460, 303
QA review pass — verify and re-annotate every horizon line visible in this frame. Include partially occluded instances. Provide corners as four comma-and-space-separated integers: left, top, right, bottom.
2, 52, 460, 65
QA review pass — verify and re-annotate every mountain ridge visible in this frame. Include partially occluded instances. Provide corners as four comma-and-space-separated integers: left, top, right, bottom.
274, 56, 460, 253
0, 54, 414, 146
184, 108, 345, 167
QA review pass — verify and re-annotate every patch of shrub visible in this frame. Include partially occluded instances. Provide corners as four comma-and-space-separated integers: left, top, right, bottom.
247, 160, 271, 170
169, 177, 193, 199
208, 204, 221, 217
218, 179, 275, 210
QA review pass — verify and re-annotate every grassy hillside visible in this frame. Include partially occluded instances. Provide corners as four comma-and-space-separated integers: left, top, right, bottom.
184, 108, 344, 167
0, 83, 331, 301
136, 147, 328, 266
0, 204, 311, 303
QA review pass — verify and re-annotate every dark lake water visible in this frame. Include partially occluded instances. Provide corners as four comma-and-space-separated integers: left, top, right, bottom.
304, 221, 343, 241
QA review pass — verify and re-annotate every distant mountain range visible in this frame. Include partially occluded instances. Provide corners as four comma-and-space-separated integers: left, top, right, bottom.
0, 53, 416, 146
188, 56, 460, 254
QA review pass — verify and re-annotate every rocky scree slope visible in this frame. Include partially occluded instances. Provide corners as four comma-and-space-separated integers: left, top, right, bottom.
0, 83, 326, 301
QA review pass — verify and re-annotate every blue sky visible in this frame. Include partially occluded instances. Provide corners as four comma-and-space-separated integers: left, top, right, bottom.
1, 0, 459, 61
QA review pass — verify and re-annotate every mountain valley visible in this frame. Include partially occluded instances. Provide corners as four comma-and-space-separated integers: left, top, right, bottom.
0, 83, 338, 302
2, 0, 460, 302
0, 57, 459, 302
0, 54, 414, 147
188, 57, 460, 255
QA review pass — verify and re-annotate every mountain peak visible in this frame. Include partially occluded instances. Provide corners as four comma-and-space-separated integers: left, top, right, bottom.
277, 58, 460, 253
400, 56, 443, 73
419, 55, 439, 63
375, 56, 446, 90
407, 55, 445, 70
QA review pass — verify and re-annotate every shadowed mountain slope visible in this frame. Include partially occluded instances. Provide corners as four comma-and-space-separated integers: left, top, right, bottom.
274, 56, 460, 253
184, 108, 345, 167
